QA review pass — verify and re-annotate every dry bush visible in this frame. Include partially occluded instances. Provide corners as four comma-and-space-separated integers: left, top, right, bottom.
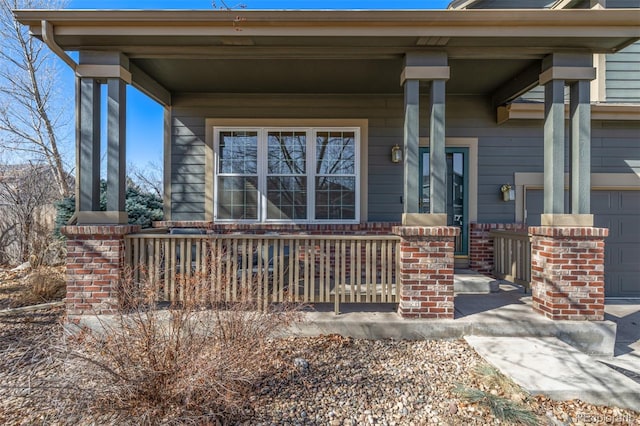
9, 266, 66, 307
58, 271, 300, 425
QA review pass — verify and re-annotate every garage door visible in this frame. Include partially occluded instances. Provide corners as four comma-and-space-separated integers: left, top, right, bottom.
526, 190, 640, 298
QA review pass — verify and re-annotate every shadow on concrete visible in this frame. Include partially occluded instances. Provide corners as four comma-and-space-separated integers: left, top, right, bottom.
604, 299, 640, 357
304, 303, 397, 314
454, 283, 529, 318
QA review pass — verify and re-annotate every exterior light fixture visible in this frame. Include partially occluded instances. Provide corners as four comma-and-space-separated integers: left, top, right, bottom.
501, 184, 515, 202
391, 144, 403, 163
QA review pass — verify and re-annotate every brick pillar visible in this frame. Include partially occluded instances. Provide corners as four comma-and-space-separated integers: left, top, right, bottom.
529, 226, 608, 321
61, 225, 141, 316
392, 226, 459, 319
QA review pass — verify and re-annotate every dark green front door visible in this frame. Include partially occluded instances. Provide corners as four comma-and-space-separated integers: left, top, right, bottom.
419, 147, 469, 255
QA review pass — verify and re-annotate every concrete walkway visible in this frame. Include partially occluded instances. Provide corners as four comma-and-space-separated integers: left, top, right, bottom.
466, 335, 640, 411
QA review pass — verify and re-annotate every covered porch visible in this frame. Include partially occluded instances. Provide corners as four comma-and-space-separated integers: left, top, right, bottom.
14, 8, 640, 321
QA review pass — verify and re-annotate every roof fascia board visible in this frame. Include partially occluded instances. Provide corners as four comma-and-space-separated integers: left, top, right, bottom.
14, 9, 640, 28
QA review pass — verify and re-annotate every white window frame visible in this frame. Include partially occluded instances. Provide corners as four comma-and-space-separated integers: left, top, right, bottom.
213, 126, 360, 224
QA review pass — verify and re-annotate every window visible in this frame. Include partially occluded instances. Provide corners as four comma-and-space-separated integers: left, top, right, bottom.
214, 127, 359, 223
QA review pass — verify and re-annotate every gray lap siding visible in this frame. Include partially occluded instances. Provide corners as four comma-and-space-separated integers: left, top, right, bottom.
169, 94, 640, 224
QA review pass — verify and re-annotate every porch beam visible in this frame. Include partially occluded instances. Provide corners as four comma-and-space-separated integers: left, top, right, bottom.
78, 78, 101, 212
129, 62, 172, 107
106, 78, 127, 215
491, 60, 541, 108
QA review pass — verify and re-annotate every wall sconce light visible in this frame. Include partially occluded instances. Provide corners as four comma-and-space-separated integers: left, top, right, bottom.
501, 184, 515, 202
391, 144, 403, 163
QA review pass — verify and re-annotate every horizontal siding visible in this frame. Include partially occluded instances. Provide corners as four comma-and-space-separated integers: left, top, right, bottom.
170, 93, 640, 224
606, 42, 640, 103
171, 115, 206, 221
607, 0, 640, 7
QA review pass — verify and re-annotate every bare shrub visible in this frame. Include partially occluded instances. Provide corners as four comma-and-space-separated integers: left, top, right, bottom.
0, 163, 63, 266
4, 266, 65, 308
22, 266, 66, 304
59, 271, 300, 425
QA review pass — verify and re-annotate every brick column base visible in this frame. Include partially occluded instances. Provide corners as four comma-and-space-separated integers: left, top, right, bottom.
392, 226, 460, 319
529, 226, 608, 321
61, 225, 141, 316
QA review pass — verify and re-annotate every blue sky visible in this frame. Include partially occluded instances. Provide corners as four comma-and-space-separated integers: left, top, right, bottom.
63, 1, 451, 168
68, 1, 452, 10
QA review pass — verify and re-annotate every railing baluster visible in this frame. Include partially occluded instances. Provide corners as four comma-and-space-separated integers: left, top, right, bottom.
124, 233, 403, 309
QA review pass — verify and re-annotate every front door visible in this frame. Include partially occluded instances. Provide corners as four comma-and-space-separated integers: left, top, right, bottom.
419, 147, 468, 255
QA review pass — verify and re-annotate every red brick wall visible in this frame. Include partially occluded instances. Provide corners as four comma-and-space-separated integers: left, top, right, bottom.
469, 223, 527, 275
529, 226, 608, 321
61, 225, 141, 316
393, 226, 459, 319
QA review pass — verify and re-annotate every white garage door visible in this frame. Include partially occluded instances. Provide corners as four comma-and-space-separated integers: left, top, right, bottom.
526, 190, 640, 298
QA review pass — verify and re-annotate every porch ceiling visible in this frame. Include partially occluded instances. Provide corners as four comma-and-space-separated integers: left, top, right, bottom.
14, 9, 640, 98
131, 57, 536, 95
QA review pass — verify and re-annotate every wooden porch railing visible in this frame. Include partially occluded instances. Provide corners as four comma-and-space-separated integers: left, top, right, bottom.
489, 229, 531, 289
124, 233, 400, 312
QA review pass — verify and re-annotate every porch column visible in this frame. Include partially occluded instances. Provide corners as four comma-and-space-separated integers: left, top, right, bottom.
531, 53, 606, 321
542, 77, 565, 216
570, 79, 591, 215
78, 78, 101, 212
403, 78, 420, 214
75, 52, 132, 224
107, 78, 127, 213
429, 79, 447, 215
393, 225, 459, 319
400, 51, 449, 226
397, 52, 454, 319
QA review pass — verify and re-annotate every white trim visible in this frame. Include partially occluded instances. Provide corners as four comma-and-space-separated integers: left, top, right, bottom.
400, 66, 450, 85
497, 103, 640, 124
514, 172, 640, 223
75, 64, 132, 84
213, 126, 361, 224
539, 66, 596, 86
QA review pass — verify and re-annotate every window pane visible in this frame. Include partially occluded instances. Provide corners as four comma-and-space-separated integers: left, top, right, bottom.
217, 176, 258, 220
219, 131, 258, 174
316, 131, 355, 175
315, 176, 356, 220
268, 131, 306, 175
266, 176, 307, 220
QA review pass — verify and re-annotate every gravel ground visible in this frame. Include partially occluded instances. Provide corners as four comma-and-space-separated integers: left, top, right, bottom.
1, 269, 639, 425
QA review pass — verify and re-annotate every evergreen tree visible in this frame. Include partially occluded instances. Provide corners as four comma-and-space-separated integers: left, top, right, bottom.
55, 180, 163, 236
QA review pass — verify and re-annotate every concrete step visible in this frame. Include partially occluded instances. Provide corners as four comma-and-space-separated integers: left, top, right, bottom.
454, 269, 500, 294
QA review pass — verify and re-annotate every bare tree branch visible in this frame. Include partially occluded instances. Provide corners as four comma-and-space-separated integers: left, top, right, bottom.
0, 0, 72, 198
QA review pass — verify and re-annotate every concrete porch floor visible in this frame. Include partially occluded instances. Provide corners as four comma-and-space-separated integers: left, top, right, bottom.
289, 280, 618, 356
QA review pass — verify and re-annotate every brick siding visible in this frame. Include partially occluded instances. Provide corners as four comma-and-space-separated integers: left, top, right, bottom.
529, 226, 608, 321
61, 225, 141, 316
392, 226, 460, 319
